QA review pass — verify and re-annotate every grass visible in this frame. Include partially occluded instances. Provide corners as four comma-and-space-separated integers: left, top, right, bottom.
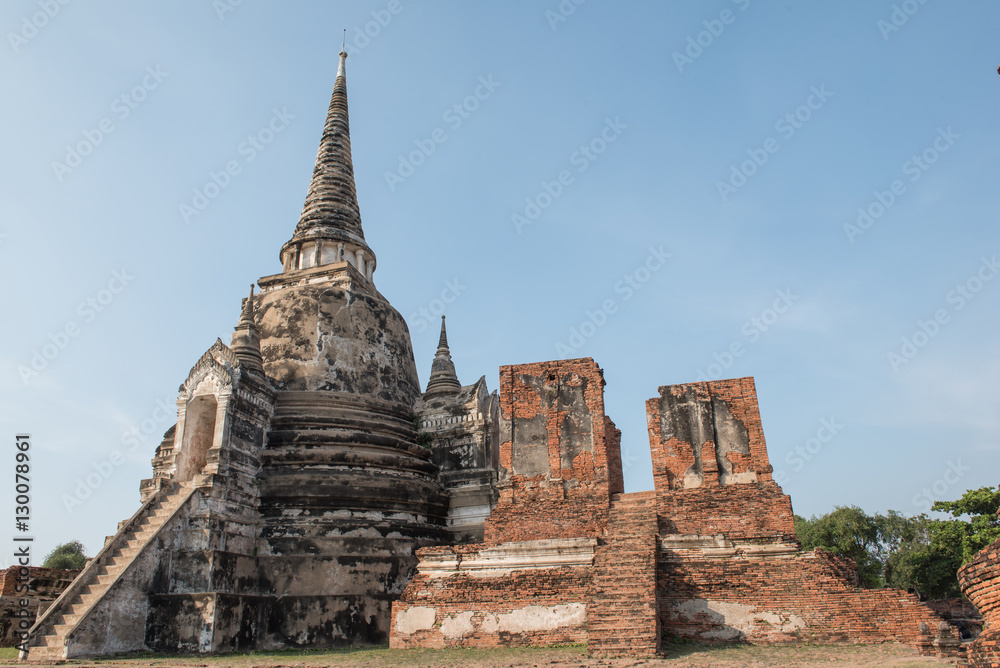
30, 645, 590, 667
5, 642, 946, 667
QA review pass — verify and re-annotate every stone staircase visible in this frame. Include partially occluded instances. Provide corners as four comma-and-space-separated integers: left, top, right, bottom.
23, 481, 194, 662
588, 491, 661, 657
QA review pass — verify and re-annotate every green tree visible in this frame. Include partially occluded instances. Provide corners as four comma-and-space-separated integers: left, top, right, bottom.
881, 513, 962, 599
932, 486, 1000, 562
795, 487, 1000, 600
42, 540, 87, 569
795, 506, 884, 588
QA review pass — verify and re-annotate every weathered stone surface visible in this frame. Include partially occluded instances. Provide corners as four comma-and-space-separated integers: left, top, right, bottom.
256, 265, 420, 406
415, 371, 499, 541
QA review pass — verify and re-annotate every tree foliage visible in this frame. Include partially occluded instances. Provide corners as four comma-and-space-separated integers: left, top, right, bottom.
795, 506, 883, 588
932, 486, 1000, 562
795, 486, 1000, 600
42, 540, 87, 569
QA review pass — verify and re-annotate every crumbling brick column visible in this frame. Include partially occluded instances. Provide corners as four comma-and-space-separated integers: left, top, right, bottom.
484, 358, 622, 545
646, 377, 795, 543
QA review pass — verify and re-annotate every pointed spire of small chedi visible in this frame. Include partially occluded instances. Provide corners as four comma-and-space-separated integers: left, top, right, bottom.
279, 48, 377, 282
230, 285, 264, 373
424, 316, 462, 396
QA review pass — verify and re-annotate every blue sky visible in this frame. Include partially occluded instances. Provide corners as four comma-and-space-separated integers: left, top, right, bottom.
1, 1, 998, 565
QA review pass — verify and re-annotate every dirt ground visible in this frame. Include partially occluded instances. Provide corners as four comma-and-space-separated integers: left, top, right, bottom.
1, 643, 960, 668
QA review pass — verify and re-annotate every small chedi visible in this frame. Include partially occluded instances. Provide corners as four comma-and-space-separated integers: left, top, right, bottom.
24, 48, 977, 660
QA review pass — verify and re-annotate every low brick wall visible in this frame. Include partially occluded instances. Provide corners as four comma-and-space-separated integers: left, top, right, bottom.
659, 548, 953, 647
0, 566, 80, 647
390, 551, 591, 649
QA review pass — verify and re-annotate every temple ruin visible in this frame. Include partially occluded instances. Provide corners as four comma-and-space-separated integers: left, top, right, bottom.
23, 48, 981, 661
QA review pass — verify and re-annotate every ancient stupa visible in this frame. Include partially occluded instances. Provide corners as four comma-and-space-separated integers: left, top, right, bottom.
25, 48, 498, 659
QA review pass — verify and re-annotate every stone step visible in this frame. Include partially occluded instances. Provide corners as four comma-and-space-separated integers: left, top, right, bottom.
78, 591, 101, 607
66, 600, 91, 617
95, 571, 120, 586
51, 623, 73, 636
25, 645, 64, 662
38, 633, 64, 648
26, 490, 185, 660
97, 561, 127, 577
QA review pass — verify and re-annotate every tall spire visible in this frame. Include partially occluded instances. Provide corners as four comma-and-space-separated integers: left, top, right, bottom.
280, 47, 375, 277
230, 285, 264, 373
424, 316, 462, 397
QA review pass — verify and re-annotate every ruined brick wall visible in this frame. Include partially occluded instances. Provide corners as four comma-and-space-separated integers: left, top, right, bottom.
659, 548, 950, 646
960, 533, 1000, 667
647, 377, 773, 491
0, 566, 79, 647
0, 566, 79, 598
485, 358, 621, 545
390, 544, 591, 649
657, 485, 797, 543
392, 358, 626, 652
648, 378, 795, 543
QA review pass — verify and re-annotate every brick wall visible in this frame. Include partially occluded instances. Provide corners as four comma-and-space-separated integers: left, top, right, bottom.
0, 566, 80, 647
0, 566, 79, 598
393, 368, 960, 659
389, 557, 591, 649
485, 358, 620, 545
657, 484, 797, 543
659, 548, 951, 646
648, 378, 795, 542
647, 377, 774, 494
960, 532, 1000, 667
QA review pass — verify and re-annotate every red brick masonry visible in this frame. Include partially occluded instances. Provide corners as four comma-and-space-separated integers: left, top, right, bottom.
960, 523, 1000, 667
390, 364, 968, 658
0, 566, 80, 647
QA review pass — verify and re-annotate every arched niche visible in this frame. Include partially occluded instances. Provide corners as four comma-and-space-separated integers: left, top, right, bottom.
175, 394, 218, 482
